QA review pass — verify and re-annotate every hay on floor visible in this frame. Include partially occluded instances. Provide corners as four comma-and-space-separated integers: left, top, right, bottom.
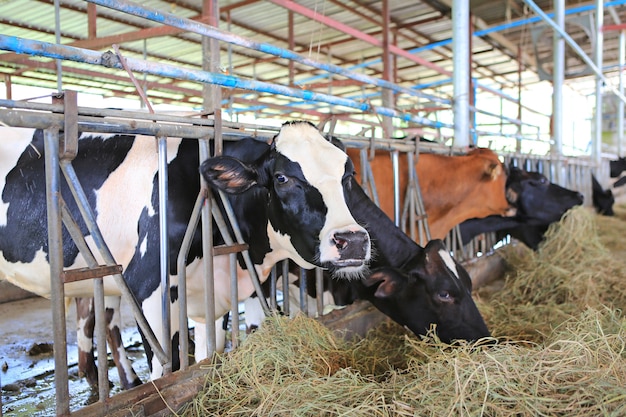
179, 206, 626, 417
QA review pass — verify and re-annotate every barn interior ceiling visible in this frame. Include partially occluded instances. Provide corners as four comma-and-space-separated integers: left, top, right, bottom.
0, 0, 624, 134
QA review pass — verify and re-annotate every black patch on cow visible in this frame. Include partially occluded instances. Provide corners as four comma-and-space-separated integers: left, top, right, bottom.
1, 131, 135, 265
267, 153, 326, 264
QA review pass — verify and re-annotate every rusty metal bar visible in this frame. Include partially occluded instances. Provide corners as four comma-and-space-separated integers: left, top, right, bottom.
44, 126, 70, 416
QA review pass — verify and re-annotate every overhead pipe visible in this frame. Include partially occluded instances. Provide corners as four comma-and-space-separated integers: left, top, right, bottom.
521, 0, 626, 105
0, 35, 452, 130
85, 0, 446, 105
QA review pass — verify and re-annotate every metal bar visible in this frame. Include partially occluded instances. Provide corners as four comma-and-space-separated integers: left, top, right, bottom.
157, 135, 171, 371
553, 0, 565, 183
229, 253, 239, 349
315, 268, 324, 317
176, 190, 206, 370
619, 29, 625, 157
270, 265, 277, 311
59, 160, 170, 369
62, 265, 123, 283
199, 138, 217, 357
391, 150, 400, 226
521, 0, 626, 105
59, 201, 109, 400
44, 127, 70, 416
282, 261, 290, 317
0, 35, 451, 130
299, 267, 308, 315
594, 0, 604, 168
453, 0, 470, 147
85, 0, 447, 104
213, 190, 271, 315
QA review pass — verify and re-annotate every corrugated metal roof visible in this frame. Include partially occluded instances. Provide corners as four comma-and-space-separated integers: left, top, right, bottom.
0, 0, 624, 132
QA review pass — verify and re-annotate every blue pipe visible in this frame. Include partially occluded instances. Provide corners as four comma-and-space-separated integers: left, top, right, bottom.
85, 0, 447, 105
0, 35, 452, 130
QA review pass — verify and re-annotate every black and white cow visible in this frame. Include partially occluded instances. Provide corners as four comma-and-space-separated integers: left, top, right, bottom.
0, 121, 371, 383
459, 167, 584, 250
244, 172, 492, 343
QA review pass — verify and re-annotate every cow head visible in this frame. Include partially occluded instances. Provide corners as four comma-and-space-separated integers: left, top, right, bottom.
592, 173, 615, 216
505, 167, 583, 224
360, 239, 490, 343
200, 121, 371, 278
610, 157, 626, 178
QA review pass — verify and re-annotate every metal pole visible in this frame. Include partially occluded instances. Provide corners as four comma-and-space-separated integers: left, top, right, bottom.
157, 135, 171, 369
594, 0, 604, 169
453, 0, 470, 147
618, 29, 625, 156
552, 0, 565, 184
44, 127, 70, 416
54, 0, 62, 91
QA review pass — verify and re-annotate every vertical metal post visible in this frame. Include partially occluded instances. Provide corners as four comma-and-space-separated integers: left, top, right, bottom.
552, 0, 565, 184
618, 29, 625, 157
157, 135, 171, 370
229, 253, 239, 349
381, 0, 394, 138
453, 0, 470, 147
200, 0, 220, 359
299, 267, 308, 315
54, 0, 62, 92
391, 150, 400, 227
282, 261, 290, 317
315, 268, 324, 317
44, 127, 70, 416
593, 0, 604, 170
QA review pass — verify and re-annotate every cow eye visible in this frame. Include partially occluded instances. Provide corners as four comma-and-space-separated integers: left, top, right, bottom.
275, 174, 288, 184
437, 291, 454, 303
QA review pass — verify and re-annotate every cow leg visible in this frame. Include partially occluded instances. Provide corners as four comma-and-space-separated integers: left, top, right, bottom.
244, 296, 266, 333
140, 286, 181, 380
104, 296, 142, 389
193, 316, 227, 362
75, 297, 99, 389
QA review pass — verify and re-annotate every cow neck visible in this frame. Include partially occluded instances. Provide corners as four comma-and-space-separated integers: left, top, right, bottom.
344, 178, 421, 269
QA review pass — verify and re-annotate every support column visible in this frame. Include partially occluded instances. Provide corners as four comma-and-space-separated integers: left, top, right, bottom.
453, 0, 470, 147
593, 0, 604, 169
552, 0, 565, 183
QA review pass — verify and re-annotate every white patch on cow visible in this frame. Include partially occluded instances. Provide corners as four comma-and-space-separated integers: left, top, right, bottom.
93, 136, 181, 272
273, 123, 370, 268
0, 128, 37, 227
438, 248, 460, 279
139, 235, 148, 258
76, 301, 95, 354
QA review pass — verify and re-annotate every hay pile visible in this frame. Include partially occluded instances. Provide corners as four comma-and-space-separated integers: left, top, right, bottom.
180, 206, 626, 417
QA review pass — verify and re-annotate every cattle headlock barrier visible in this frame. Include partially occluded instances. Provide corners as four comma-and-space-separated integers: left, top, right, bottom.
0, 95, 605, 416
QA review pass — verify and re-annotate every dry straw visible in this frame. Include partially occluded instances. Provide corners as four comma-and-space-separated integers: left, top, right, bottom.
180, 206, 626, 417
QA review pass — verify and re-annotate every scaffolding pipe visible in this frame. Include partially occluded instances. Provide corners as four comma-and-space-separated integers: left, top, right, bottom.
553, 0, 565, 183
452, 0, 470, 147
0, 35, 452, 130
44, 127, 70, 417
521, 0, 626, 105
86, 0, 447, 105
157, 135, 171, 369
618, 28, 625, 157
594, 0, 604, 168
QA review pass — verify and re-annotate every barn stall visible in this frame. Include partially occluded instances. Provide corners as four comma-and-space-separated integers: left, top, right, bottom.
0, 0, 625, 416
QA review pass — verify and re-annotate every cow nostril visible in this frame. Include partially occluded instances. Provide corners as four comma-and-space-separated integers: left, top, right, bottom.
333, 235, 348, 250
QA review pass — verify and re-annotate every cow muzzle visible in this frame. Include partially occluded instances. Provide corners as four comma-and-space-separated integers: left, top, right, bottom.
330, 229, 371, 267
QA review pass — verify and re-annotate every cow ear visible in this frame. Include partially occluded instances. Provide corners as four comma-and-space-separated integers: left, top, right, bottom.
200, 156, 258, 194
362, 267, 404, 298
485, 161, 502, 181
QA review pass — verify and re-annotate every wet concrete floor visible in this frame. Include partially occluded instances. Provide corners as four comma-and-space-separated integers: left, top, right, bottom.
0, 296, 149, 416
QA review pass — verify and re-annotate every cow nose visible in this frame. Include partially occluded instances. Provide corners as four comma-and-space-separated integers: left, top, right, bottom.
332, 230, 369, 260
576, 192, 584, 203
